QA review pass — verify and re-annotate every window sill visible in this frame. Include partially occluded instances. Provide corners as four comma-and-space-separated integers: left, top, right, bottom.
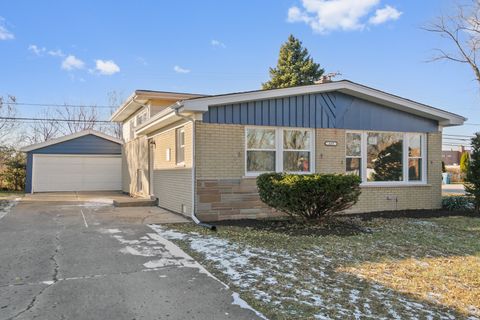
360, 183, 431, 188
244, 171, 314, 178
176, 162, 186, 168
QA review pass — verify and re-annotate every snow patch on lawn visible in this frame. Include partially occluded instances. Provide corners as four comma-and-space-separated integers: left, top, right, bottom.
149, 225, 462, 320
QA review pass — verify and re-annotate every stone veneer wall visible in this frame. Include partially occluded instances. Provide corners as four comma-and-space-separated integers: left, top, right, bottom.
195, 122, 442, 221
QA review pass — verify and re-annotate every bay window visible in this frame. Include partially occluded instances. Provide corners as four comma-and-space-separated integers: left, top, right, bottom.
345, 131, 426, 184
246, 127, 314, 175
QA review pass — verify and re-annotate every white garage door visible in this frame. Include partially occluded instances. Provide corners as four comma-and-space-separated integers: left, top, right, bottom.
33, 155, 122, 192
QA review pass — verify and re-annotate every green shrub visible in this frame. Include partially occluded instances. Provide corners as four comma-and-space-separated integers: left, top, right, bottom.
442, 196, 474, 211
257, 173, 361, 220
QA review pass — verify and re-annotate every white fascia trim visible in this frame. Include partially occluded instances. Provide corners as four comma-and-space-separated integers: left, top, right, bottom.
110, 91, 206, 122
181, 81, 466, 127
135, 106, 176, 131
110, 94, 147, 122
20, 130, 123, 152
135, 108, 179, 136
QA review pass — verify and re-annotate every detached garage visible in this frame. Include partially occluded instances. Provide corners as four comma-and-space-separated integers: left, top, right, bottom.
21, 130, 123, 193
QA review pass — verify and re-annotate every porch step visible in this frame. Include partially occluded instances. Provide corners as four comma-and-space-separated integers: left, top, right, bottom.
113, 198, 158, 208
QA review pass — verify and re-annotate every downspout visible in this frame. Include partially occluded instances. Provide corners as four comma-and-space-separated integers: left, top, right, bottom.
174, 102, 216, 231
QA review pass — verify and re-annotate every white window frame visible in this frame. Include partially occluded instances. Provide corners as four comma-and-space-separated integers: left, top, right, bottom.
346, 130, 427, 186
345, 132, 363, 177
406, 133, 425, 182
245, 126, 315, 176
176, 127, 185, 165
136, 109, 148, 127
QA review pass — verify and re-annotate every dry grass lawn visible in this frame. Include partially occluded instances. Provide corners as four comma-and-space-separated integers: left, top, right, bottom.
160, 215, 480, 319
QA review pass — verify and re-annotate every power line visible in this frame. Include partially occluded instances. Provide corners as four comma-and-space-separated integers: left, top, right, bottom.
444, 134, 474, 138
0, 116, 113, 124
7, 102, 117, 109
443, 137, 471, 141
442, 143, 471, 146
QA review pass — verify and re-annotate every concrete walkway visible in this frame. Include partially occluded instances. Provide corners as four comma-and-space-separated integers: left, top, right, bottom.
0, 194, 261, 320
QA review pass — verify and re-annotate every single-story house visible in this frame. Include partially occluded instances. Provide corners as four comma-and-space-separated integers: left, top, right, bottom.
21, 130, 123, 193
112, 80, 466, 221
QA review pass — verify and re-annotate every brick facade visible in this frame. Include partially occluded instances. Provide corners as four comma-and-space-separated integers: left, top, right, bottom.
195, 122, 442, 221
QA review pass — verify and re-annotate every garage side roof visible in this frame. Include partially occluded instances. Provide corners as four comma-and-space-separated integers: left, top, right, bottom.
20, 130, 123, 152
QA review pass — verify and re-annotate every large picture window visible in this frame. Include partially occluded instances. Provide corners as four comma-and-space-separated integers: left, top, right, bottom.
345, 131, 426, 184
246, 127, 313, 175
367, 132, 404, 182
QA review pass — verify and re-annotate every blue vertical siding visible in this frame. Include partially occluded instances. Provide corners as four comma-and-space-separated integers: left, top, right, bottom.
201, 91, 438, 132
24, 134, 122, 193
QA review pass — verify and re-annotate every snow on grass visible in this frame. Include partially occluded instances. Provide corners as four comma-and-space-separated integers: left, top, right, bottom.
158, 218, 480, 320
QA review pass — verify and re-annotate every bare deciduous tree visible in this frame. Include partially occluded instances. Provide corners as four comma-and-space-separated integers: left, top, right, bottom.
424, 0, 480, 85
0, 95, 17, 145
24, 109, 60, 144
56, 105, 98, 135
107, 90, 123, 139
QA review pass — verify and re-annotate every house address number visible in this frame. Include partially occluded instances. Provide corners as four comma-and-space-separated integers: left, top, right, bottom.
324, 141, 338, 146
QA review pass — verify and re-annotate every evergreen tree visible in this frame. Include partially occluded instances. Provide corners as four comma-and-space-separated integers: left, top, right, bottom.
465, 133, 480, 213
460, 151, 470, 174
262, 35, 324, 89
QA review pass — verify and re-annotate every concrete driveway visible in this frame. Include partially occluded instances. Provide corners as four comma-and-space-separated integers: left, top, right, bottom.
0, 193, 262, 320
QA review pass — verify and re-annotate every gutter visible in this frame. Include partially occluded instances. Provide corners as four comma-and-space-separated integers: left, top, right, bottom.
174, 102, 216, 231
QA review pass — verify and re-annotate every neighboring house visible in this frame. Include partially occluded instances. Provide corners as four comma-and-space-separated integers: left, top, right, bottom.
21, 130, 123, 193
112, 80, 465, 221
442, 147, 470, 166
442, 150, 461, 166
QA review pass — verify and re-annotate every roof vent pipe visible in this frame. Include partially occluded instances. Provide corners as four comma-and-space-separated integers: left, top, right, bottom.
174, 102, 216, 231
315, 72, 342, 84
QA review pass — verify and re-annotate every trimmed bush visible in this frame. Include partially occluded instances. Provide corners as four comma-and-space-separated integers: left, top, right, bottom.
257, 173, 361, 220
442, 196, 474, 211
